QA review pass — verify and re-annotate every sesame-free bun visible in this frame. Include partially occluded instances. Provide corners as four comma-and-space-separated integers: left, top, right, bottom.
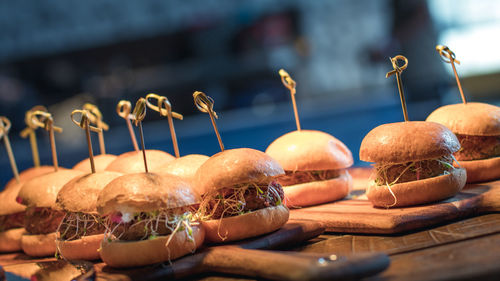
97, 173, 200, 215
56, 234, 104, 260
457, 156, 500, 183
196, 148, 284, 195
17, 169, 84, 208
105, 150, 174, 174
360, 121, 461, 163
426, 102, 500, 136
0, 228, 24, 252
366, 167, 466, 208
21, 232, 57, 257
283, 170, 352, 208
162, 154, 209, 182
73, 154, 117, 173
266, 130, 353, 171
56, 171, 123, 213
99, 225, 204, 268
202, 205, 289, 243
3, 166, 54, 191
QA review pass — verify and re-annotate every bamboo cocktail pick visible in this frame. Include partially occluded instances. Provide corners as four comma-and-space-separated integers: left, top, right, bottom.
436, 45, 467, 104
386, 55, 410, 121
279, 69, 301, 131
145, 93, 183, 158
117, 100, 139, 152
193, 91, 224, 152
131, 98, 149, 173
29, 110, 63, 172
82, 103, 109, 155
71, 110, 103, 174
0, 116, 20, 183
20, 105, 48, 167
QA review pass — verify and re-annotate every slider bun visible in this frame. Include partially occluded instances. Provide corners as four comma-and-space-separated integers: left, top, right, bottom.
97, 173, 200, 215
3, 166, 54, 191
0, 228, 24, 252
196, 148, 284, 195
73, 154, 117, 173
56, 171, 123, 213
456, 156, 500, 183
366, 167, 466, 208
266, 130, 353, 171
162, 154, 209, 182
56, 234, 104, 260
21, 232, 57, 257
105, 150, 174, 174
360, 121, 461, 163
426, 102, 500, 136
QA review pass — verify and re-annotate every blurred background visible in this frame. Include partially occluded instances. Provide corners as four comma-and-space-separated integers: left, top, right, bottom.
1, 0, 500, 186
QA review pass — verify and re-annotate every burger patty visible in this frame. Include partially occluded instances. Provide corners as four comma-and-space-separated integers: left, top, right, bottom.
0, 212, 24, 232
278, 170, 341, 186
24, 207, 66, 235
58, 212, 106, 241
455, 134, 500, 161
374, 155, 454, 186
204, 181, 285, 220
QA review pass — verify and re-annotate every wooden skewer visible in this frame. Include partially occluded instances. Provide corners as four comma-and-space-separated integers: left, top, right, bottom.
279, 69, 301, 131
386, 55, 410, 122
19, 105, 48, 167
117, 100, 139, 152
132, 98, 149, 173
29, 111, 63, 172
0, 117, 20, 183
83, 103, 109, 155
436, 45, 467, 104
193, 91, 224, 152
71, 109, 103, 174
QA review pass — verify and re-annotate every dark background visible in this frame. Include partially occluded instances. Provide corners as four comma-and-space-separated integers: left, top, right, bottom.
1, 0, 499, 187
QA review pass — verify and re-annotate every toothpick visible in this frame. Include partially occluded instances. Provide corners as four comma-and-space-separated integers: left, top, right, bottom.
193, 91, 224, 152
145, 93, 183, 158
132, 98, 149, 173
29, 111, 63, 172
117, 100, 139, 152
386, 55, 409, 122
0, 117, 20, 183
436, 45, 466, 104
20, 105, 48, 167
71, 110, 103, 174
83, 103, 109, 155
279, 69, 301, 131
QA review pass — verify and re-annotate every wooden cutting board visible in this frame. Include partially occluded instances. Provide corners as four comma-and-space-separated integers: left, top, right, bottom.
290, 168, 500, 234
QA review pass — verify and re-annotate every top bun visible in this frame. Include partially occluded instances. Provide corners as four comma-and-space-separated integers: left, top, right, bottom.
265, 130, 353, 171
195, 148, 284, 195
426, 102, 500, 136
56, 171, 123, 214
162, 154, 209, 182
17, 169, 85, 209
360, 121, 460, 163
96, 173, 199, 215
105, 150, 174, 174
73, 154, 117, 173
3, 166, 55, 191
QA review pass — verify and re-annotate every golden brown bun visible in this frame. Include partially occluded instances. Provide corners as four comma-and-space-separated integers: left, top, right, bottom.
0, 228, 24, 252
73, 154, 117, 173
97, 173, 200, 215
99, 225, 204, 268
17, 170, 85, 209
105, 150, 174, 174
3, 166, 55, 191
202, 205, 289, 243
56, 234, 103, 260
196, 148, 284, 195
56, 171, 123, 213
426, 102, 500, 136
266, 130, 353, 171
360, 121, 460, 163
456, 156, 500, 183
366, 168, 466, 208
21, 232, 57, 257
162, 154, 209, 182
283, 170, 352, 207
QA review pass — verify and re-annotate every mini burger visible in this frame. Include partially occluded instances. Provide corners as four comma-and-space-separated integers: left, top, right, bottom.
73, 154, 117, 173
105, 150, 174, 174
162, 154, 209, 183
266, 130, 353, 207
16, 169, 84, 256
359, 121, 466, 208
55, 171, 122, 260
196, 148, 288, 243
96, 173, 204, 268
426, 102, 500, 183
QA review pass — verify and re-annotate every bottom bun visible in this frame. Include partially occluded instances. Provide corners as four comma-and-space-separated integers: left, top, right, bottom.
366, 168, 466, 208
99, 225, 204, 268
21, 232, 57, 257
202, 205, 289, 243
0, 228, 25, 252
56, 234, 104, 260
456, 156, 500, 183
283, 170, 352, 207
